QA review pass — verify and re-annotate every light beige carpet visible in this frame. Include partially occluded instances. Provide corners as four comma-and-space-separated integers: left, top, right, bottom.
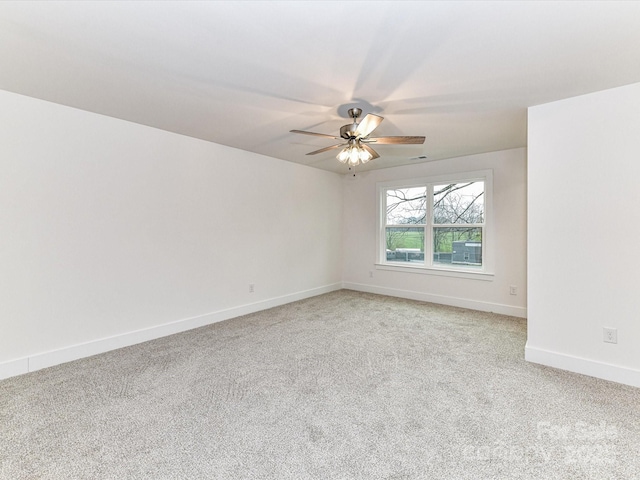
1, 290, 638, 479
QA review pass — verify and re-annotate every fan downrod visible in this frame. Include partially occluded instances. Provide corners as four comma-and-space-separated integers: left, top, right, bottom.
340, 108, 363, 139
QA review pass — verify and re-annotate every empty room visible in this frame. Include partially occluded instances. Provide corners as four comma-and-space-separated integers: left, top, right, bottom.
1, 1, 639, 478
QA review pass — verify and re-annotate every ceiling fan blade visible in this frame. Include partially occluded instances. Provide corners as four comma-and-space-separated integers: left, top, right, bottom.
369, 136, 425, 145
290, 129, 339, 140
361, 144, 380, 160
355, 114, 383, 138
306, 144, 345, 155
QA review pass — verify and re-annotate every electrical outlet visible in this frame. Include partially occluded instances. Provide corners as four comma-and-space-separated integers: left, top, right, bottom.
249, 283, 255, 293
509, 285, 517, 295
369, 271, 374, 278
603, 327, 617, 344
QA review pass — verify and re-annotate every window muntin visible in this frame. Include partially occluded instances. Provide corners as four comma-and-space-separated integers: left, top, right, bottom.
379, 173, 490, 273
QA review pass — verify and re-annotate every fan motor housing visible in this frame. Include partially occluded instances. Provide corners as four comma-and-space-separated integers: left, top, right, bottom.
340, 124, 358, 139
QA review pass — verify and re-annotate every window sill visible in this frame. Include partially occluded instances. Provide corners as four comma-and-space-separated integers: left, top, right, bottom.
374, 262, 494, 281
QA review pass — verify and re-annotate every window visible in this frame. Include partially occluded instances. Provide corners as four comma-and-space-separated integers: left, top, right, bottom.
377, 170, 492, 277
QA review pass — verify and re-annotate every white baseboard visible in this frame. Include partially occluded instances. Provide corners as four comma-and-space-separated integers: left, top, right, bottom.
0, 358, 29, 380
525, 343, 640, 388
0, 283, 342, 381
342, 282, 527, 318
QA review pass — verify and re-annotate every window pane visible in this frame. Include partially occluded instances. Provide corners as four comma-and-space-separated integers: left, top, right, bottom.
386, 187, 426, 225
433, 227, 482, 266
433, 182, 484, 224
386, 227, 424, 263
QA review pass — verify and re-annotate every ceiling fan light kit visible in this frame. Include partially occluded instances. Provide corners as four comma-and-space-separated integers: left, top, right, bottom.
337, 140, 373, 166
290, 107, 425, 169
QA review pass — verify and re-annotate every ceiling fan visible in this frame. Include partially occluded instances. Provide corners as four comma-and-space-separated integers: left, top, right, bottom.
290, 108, 425, 167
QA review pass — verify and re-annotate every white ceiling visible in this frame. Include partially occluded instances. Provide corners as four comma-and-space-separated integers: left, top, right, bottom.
1, 1, 640, 174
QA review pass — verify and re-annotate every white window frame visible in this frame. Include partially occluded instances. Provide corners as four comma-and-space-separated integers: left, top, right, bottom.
376, 170, 494, 281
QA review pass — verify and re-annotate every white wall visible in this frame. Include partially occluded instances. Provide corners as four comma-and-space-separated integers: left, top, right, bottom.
0, 90, 343, 378
342, 148, 527, 317
527, 82, 640, 387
